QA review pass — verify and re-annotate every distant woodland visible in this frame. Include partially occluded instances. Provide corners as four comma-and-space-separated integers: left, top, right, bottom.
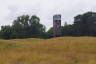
0, 11, 96, 39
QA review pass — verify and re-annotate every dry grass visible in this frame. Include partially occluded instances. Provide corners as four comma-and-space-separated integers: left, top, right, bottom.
0, 37, 96, 64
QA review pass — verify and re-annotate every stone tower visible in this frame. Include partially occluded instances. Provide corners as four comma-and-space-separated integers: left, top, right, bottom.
53, 14, 61, 37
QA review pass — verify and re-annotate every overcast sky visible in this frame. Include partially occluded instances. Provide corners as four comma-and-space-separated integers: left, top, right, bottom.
0, 0, 96, 29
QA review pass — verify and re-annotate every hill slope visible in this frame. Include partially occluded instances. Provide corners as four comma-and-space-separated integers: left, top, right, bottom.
0, 37, 96, 64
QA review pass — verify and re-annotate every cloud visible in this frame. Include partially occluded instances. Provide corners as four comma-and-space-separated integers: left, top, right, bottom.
0, 0, 96, 29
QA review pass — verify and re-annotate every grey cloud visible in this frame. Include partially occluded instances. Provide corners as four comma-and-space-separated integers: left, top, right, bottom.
0, 0, 96, 29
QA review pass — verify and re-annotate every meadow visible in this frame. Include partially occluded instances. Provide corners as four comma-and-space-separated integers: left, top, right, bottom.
0, 37, 96, 64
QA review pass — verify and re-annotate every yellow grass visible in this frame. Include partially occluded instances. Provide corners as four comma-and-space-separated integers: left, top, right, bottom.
0, 37, 96, 64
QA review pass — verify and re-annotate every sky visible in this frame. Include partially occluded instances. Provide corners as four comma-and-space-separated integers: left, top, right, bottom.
0, 0, 96, 30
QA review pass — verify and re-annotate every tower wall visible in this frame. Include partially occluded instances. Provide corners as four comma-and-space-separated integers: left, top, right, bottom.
53, 14, 61, 37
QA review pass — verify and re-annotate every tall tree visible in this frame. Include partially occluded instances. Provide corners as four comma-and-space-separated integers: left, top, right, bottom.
74, 12, 96, 36
12, 15, 46, 38
0, 15, 46, 39
62, 22, 73, 36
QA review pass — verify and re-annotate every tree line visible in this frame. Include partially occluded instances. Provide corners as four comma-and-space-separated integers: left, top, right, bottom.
0, 15, 46, 39
0, 11, 96, 39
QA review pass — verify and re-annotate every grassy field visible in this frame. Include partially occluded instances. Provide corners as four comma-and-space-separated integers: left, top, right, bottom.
0, 37, 96, 64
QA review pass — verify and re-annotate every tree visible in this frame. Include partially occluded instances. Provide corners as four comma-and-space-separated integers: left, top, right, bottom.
12, 15, 30, 38
29, 15, 46, 38
74, 12, 96, 36
0, 26, 12, 39
61, 22, 73, 36
12, 15, 46, 38
0, 15, 46, 39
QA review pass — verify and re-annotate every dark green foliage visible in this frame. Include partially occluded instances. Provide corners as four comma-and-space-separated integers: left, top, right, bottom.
1, 11, 96, 39
61, 24, 73, 36
73, 12, 96, 36
0, 26, 13, 39
46, 27, 53, 38
58, 12, 96, 37
0, 15, 46, 39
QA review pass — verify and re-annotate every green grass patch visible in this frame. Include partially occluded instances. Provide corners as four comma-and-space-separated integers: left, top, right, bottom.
0, 40, 30, 50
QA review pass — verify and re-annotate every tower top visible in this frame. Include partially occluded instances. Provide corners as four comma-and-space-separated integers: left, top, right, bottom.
53, 14, 61, 21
